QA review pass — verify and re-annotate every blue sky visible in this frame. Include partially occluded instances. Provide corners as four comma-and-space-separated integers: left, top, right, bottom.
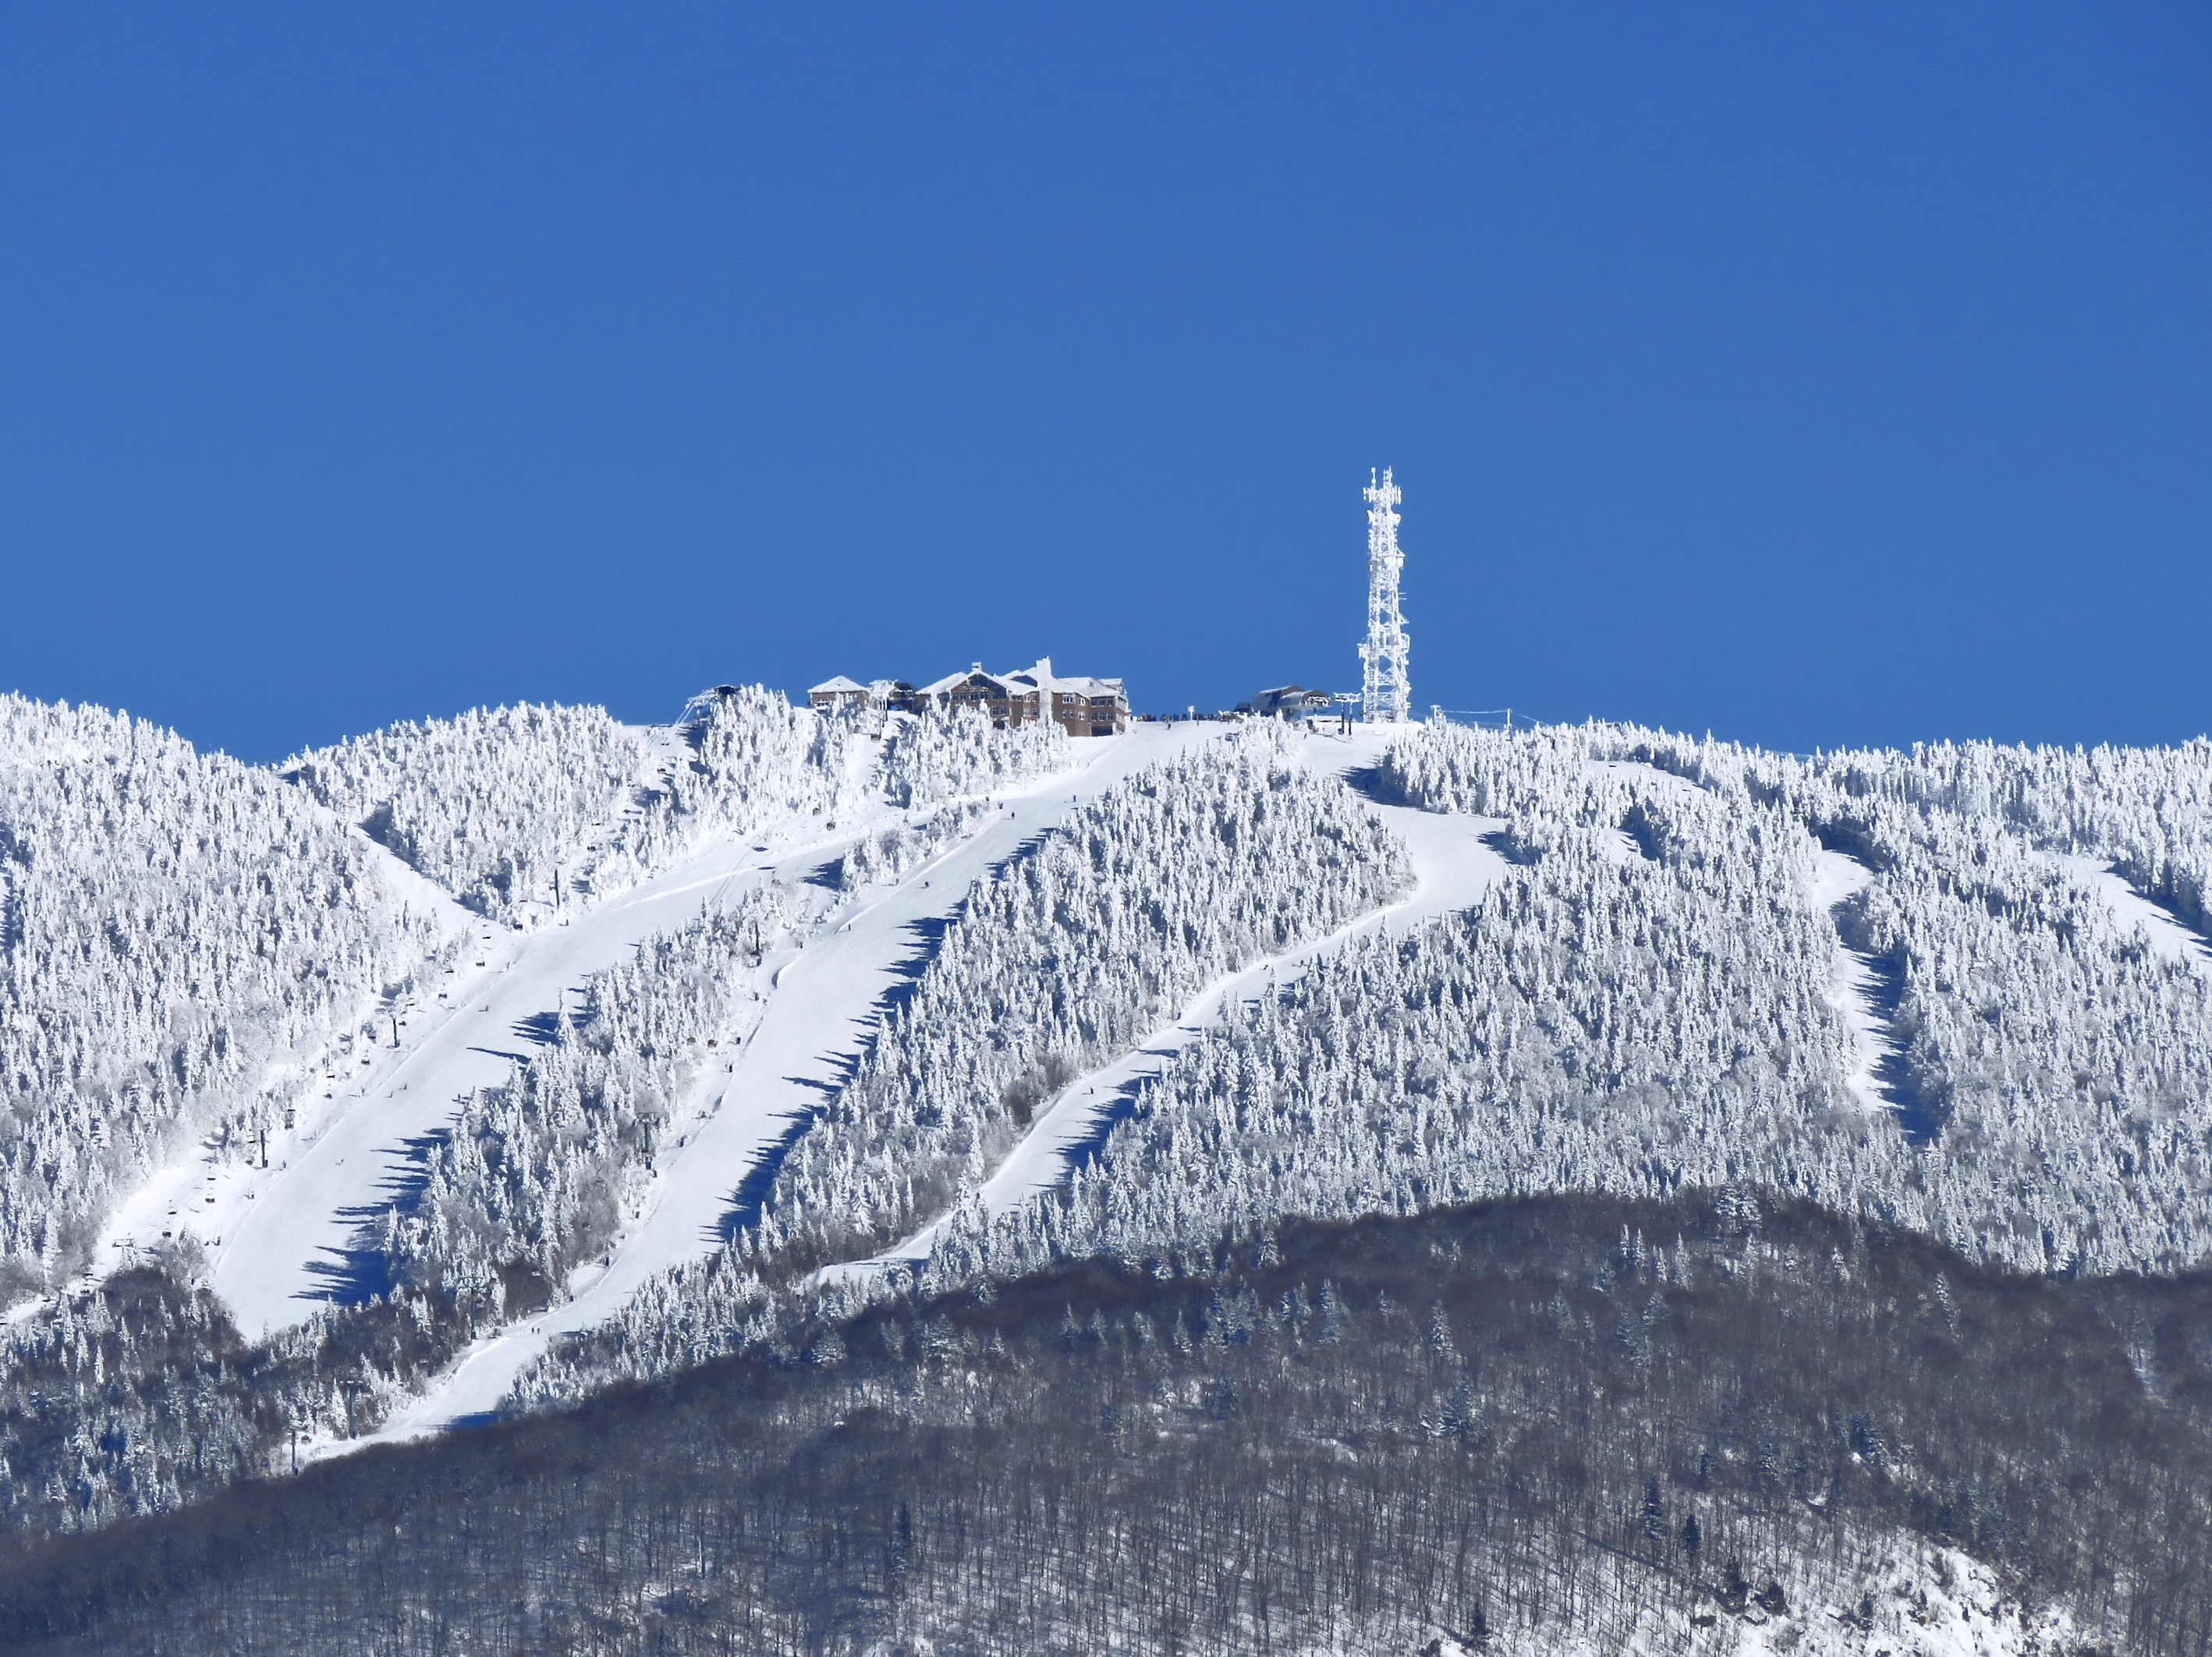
2, 5, 2207, 761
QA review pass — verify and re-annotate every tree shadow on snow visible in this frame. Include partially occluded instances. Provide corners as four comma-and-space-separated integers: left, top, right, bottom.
297, 1127, 452, 1308
509, 1009, 565, 1047
1854, 948, 1948, 1147
877, 913, 955, 1020
708, 1053, 865, 1247
1051, 1050, 1180, 1176
709, 1105, 824, 1247
703, 884, 1004, 1248
1339, 765, 1413, 810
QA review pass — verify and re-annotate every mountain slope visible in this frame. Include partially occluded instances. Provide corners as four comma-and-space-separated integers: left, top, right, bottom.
5, 691, 2212, 1651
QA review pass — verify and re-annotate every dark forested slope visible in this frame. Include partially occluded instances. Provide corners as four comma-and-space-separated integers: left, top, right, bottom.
0, 1195, 2197, 1655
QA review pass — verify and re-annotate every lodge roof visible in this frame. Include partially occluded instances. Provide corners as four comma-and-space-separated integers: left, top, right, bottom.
909, 658, 1127, 704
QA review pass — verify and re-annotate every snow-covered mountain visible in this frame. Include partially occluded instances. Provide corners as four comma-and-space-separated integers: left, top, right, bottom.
2, 685, 2208, 1653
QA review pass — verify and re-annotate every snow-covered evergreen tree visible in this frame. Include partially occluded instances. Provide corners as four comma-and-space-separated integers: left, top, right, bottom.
838, 800, 994, 891
282, 702, 650, 923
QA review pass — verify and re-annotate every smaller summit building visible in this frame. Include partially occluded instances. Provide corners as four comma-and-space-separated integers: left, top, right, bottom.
1241, 685, 1333, 722
806, 675, 870, 713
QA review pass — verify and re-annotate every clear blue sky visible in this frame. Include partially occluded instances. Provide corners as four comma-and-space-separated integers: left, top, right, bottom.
3, 6, 2207, 761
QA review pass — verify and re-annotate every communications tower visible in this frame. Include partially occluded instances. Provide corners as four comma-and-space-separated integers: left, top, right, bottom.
1358, 467, 1412, 723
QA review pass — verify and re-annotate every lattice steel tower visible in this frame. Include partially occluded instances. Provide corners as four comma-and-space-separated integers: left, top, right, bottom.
1358, 467, 1412, 723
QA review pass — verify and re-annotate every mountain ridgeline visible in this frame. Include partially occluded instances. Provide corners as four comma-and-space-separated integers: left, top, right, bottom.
2, 686, 2210, 1652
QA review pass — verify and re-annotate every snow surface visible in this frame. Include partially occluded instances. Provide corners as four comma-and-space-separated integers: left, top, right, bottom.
338, 722, 1216, 1447
1398, 1542, 2090, 1657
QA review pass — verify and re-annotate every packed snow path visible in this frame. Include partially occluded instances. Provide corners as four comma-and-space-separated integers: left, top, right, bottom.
1810, 848, 1909, 1123
339, 722, 1214, 1446
71, 823, 481, 1318
824, 726, 1510, 1281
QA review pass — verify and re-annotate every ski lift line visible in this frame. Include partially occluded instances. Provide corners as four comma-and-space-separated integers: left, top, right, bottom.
1429, 708, 1550, 733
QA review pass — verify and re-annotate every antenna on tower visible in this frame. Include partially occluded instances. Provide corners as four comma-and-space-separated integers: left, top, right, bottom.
1357, 467, 1411, 722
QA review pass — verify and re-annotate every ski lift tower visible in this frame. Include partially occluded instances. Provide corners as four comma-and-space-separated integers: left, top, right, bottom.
1357, 467, 1412, 723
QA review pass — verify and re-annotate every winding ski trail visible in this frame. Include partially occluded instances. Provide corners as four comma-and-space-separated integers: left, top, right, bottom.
822, 726, 1510, 1280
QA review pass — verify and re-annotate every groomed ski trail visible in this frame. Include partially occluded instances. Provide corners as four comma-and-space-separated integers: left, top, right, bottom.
1809, 847, 1903, 1119
335, 722, 1215, 1450
62, 818, 480, 1322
